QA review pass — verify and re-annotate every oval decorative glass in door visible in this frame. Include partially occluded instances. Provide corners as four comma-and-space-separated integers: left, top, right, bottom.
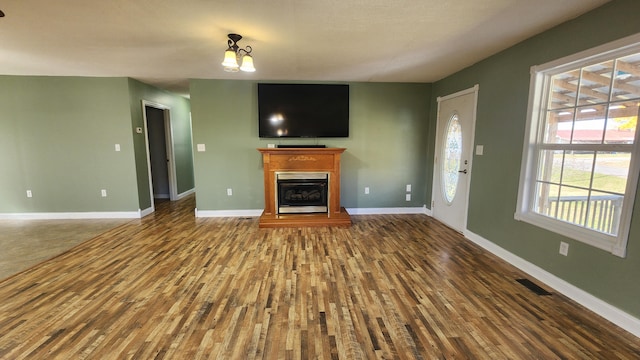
442, 114, 463, 204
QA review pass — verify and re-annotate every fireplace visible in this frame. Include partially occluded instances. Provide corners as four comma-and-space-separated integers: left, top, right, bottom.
277, 172, 328, 214
258, 147, 351, 227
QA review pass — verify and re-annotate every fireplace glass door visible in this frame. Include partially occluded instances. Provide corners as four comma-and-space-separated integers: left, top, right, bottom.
276, 173, 329, 214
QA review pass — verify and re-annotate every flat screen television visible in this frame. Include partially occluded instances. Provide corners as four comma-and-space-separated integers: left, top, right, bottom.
258, 83, 349, 138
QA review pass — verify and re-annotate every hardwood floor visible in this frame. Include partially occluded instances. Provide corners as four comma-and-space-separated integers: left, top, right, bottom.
0, 195, 638, 359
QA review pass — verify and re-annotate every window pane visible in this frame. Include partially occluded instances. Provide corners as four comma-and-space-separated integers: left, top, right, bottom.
544, 109, 574, 144
612, 54, 640, 102
577, 60, 614, 106
592, 152, 630, 194
442, 115, 462, 204
534, 182, 559, 216
586, 190, 624, 235
548, 70, 579, 110
605, 100, 638, 144
537, 150, 563, 183
557, 187, 590, 227
561, 152, 595, 189
573, 105, 606, 144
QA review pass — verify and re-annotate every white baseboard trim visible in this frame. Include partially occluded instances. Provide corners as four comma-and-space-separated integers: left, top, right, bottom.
154, 194, 170, 199
347, 206, 428, 215
0, 211, 141, 220
464, 229, 640, 338
193, 206, 431, 218
195, 208, 263, 218
176, 188, 195, 200
139, 207, 154, 218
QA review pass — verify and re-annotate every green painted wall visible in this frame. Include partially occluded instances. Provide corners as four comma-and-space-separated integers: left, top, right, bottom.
189, 80, 431, 211
127, 79, 194, 210
0, 76, 192, 214
430, 0, 640, 317
0, 76, 139, 212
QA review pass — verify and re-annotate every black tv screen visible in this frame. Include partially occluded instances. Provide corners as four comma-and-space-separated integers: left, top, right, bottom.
258, 83, 349, 138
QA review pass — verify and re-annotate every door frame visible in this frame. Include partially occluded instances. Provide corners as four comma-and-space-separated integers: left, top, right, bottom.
431, 84, 479, 232
142, 100, 178, 208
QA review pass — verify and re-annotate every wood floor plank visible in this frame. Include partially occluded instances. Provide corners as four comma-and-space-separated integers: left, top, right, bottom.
0, 195, 639, 359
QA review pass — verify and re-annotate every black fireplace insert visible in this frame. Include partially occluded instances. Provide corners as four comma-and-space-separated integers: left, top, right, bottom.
277, 173, 328, 214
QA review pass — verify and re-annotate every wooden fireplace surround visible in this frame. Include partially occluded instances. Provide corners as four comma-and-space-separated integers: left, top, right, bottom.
258, 147, 351, 228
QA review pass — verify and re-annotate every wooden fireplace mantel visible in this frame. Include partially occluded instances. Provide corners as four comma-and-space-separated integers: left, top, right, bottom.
258, 147, 351, 228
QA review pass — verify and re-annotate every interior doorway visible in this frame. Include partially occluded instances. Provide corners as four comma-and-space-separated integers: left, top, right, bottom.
432, 85, 479, 232
143, 101, 177, 206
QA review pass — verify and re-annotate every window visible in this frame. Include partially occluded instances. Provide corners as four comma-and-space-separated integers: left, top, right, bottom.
442, 114, 463, 204
516, 34, 640, 257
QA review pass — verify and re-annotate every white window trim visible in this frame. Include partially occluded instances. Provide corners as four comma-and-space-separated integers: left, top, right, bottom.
516, 33, 640, 258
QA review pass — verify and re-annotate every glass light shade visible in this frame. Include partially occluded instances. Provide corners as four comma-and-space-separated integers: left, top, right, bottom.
221, 49, 239, 71
239, 54, 256, 72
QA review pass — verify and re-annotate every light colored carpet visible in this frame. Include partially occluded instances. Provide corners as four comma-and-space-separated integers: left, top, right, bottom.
0, 219, 130, 281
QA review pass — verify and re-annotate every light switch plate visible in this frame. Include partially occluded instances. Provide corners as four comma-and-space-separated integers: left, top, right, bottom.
476, 145, 484, 155
406, 184, 412, 192
115, 144, 121, 152
197, 144, 206, 152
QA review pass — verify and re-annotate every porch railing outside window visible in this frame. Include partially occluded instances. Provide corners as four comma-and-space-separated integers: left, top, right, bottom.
543, 195, 623, 234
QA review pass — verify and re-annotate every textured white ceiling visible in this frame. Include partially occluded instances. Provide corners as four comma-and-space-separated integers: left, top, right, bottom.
0, 0, 610, 96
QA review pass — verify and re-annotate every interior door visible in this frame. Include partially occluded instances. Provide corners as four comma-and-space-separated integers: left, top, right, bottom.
432, 86, 478, 232
146, 106, 170, 200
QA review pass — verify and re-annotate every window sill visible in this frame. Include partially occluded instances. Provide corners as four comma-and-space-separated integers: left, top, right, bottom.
514, 211, 626, 257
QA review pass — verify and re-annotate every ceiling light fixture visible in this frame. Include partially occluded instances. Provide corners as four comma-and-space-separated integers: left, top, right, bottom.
221, 33, 255, 73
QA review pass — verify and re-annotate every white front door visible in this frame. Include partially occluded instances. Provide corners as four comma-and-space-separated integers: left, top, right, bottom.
432, 85, 478, 232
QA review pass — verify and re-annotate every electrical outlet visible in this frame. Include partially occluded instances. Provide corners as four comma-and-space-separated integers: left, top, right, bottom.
227, 188, 233, 196
559, 242, 569, 256
406, 184, 412, 192
406, 194, 411, 201
364, 187, 370, 194
101, 189, 107, 197
26, 190, 32, 198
